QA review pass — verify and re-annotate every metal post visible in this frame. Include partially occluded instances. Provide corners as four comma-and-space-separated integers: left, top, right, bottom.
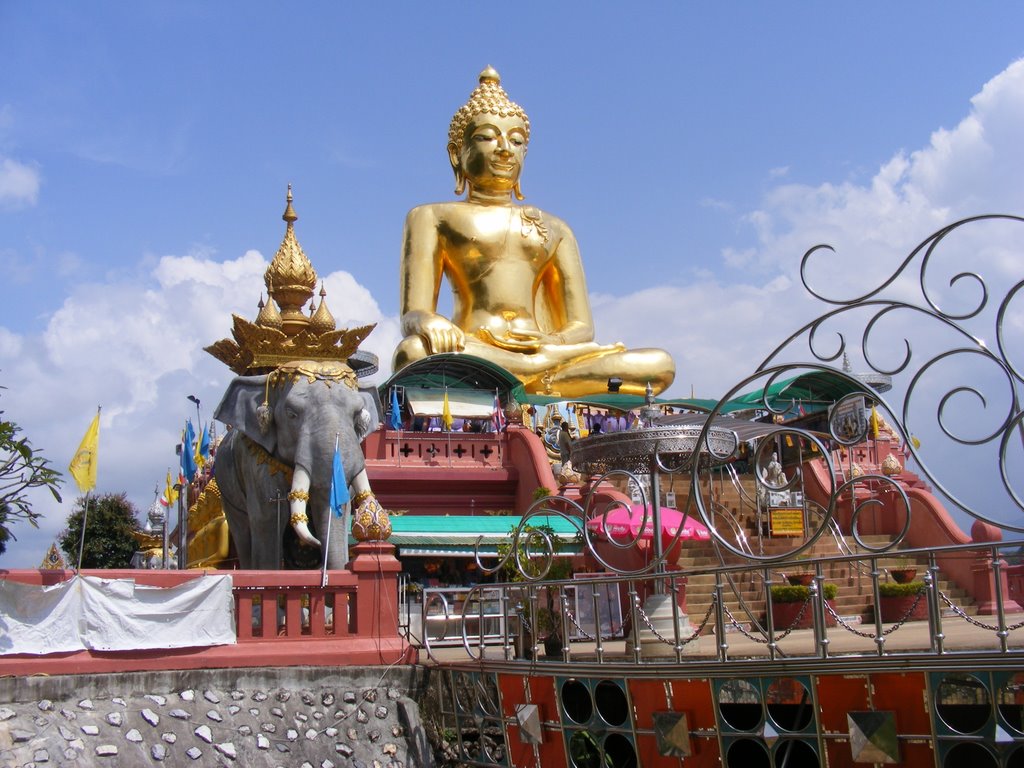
175, 483, 186, 570
162, 486, 170, 570
270, 490, 285, 568
76, 492, 91, 572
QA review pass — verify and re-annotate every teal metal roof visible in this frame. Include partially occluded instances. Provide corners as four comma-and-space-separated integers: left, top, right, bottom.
379, 354, 527, 402
724, 370, 869, 413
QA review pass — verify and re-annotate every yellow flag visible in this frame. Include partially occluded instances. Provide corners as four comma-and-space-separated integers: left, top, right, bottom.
69, 411, 100, 492
442, 390, 453, 431
869, 406, 880, 439
164, 469, 178, 507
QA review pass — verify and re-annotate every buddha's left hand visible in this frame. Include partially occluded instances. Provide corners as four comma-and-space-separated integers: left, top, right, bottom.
477, 326, 550, 354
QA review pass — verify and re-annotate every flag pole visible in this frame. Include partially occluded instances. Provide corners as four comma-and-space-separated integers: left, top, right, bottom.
76, 490, 91, 572
162, 469, 170, 569
322, 433, 340, 588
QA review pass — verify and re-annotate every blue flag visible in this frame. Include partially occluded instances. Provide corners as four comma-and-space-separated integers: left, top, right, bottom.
181, 420, 197, 482
329, 444, 349, 516
389, 387, 402, 431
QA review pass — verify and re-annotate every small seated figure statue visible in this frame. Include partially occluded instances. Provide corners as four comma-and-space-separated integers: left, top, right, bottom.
764, 451, 787, 487
393, 67, 675, 397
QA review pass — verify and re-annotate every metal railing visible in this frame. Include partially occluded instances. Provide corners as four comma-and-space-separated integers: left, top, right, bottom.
410, 538, 1024, 668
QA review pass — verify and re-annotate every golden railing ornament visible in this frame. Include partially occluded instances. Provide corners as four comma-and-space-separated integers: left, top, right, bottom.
350, 490, 393, 542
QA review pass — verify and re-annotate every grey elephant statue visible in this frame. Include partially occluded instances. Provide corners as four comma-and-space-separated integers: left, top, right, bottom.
213, 359, 381, 570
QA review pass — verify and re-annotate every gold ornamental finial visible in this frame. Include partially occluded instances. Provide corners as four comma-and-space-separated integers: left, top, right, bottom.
265, 185, 317, 336
283, 183, 297, 224
448, 66, 530, 154
310, 282, 336, 335
255, 293, 283, 330
204, 188, 376, 375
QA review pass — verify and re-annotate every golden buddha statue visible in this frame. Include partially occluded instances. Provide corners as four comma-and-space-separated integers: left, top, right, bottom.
393, 67, 675, 397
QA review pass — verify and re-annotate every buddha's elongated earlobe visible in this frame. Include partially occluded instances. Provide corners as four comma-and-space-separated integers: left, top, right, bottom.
448, 140, 465, 196
513, 180, 524, 201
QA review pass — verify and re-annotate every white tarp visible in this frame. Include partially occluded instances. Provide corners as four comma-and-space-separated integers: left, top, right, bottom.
0, 574, 236, 655
406, 388, 495, 418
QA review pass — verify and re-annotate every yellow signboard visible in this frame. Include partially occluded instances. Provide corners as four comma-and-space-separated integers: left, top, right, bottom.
770, 508, 805, 537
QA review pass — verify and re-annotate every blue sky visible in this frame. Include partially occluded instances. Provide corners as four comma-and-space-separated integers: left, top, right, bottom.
2, 3, 1023, 566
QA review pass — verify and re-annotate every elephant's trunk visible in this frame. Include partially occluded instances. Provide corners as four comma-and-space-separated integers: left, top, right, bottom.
289, 466, 321, 547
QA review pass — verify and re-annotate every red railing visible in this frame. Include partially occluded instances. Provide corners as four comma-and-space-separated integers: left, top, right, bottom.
0, 543, 415, 677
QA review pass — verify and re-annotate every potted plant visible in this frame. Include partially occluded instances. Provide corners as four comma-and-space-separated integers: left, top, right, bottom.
769, 583, 838, 629
538, 605, 565, 657
889, 559, 918, 584
877, 580, 928, 622
498, 523, 575, 658
784, 554, 816, 586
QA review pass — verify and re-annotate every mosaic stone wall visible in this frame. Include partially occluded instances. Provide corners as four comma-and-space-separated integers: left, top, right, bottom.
0, 666, 433, 768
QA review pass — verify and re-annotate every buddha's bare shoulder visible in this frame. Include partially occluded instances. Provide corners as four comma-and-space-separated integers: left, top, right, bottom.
404, 202, 447, 224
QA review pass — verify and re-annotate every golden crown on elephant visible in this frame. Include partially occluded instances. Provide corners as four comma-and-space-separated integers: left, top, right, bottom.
205, 186, 376, 376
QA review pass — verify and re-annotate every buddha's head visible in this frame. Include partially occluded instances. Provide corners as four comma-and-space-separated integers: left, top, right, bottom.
448, 67, 530, 199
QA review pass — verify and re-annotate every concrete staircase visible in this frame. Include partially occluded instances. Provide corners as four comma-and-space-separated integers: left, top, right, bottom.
672, 472, 977, 632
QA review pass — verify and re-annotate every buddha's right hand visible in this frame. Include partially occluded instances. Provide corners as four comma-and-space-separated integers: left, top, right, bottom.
410, 314, 466, 354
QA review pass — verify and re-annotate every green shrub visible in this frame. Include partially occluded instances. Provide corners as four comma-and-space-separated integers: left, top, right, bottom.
878, 580, 925, 598
770, 583, 838, 603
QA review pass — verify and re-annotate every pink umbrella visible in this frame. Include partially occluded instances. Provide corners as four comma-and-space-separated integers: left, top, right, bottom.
586, 504, 711, 550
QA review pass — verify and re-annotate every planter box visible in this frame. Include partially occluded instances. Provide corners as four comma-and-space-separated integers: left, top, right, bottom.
879, 594, 928, 622
771, 599, 837, 630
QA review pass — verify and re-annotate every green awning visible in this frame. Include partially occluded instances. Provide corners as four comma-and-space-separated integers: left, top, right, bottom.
378, 514, 582, 557
724, 371, 871, 413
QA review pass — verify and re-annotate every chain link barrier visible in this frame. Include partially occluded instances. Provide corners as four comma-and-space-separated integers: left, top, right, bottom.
722, 596, 810, 644
825, 587, 926, 639
626, 593, 716, 651
940, 591, 1024, 632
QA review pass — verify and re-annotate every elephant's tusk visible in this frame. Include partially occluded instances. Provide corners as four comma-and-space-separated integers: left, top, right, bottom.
289, 466, 321, 547
350, 468, 371, 496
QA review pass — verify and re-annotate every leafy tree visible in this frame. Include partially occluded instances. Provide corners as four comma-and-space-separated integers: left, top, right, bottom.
0, 504, 10, 557
59, 493, 141, 569
0, 392, 63, 549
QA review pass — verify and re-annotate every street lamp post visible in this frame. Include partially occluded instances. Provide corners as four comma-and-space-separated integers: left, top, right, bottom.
187, 395, 201, 428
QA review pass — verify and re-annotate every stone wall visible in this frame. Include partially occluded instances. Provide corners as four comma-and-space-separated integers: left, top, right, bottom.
0, 666, 434, 768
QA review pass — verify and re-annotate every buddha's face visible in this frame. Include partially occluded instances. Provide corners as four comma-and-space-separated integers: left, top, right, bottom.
450, 114, 528, 193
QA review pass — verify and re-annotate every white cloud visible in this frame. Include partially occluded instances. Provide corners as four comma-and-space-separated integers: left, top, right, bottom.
0, 327, 22, 358
0, 156, 40, 208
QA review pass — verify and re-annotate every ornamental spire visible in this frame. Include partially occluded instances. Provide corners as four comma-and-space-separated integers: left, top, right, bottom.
265, 184, 317, 336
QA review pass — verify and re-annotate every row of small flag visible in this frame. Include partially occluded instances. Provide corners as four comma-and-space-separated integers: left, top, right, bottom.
387, 388, 505, 431
159, 420, 211, 507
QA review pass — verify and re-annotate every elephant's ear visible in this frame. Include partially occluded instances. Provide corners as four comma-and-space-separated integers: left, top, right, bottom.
356, 391, 379, 441
213, 374, 276, 454
358, 386, 383, 424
